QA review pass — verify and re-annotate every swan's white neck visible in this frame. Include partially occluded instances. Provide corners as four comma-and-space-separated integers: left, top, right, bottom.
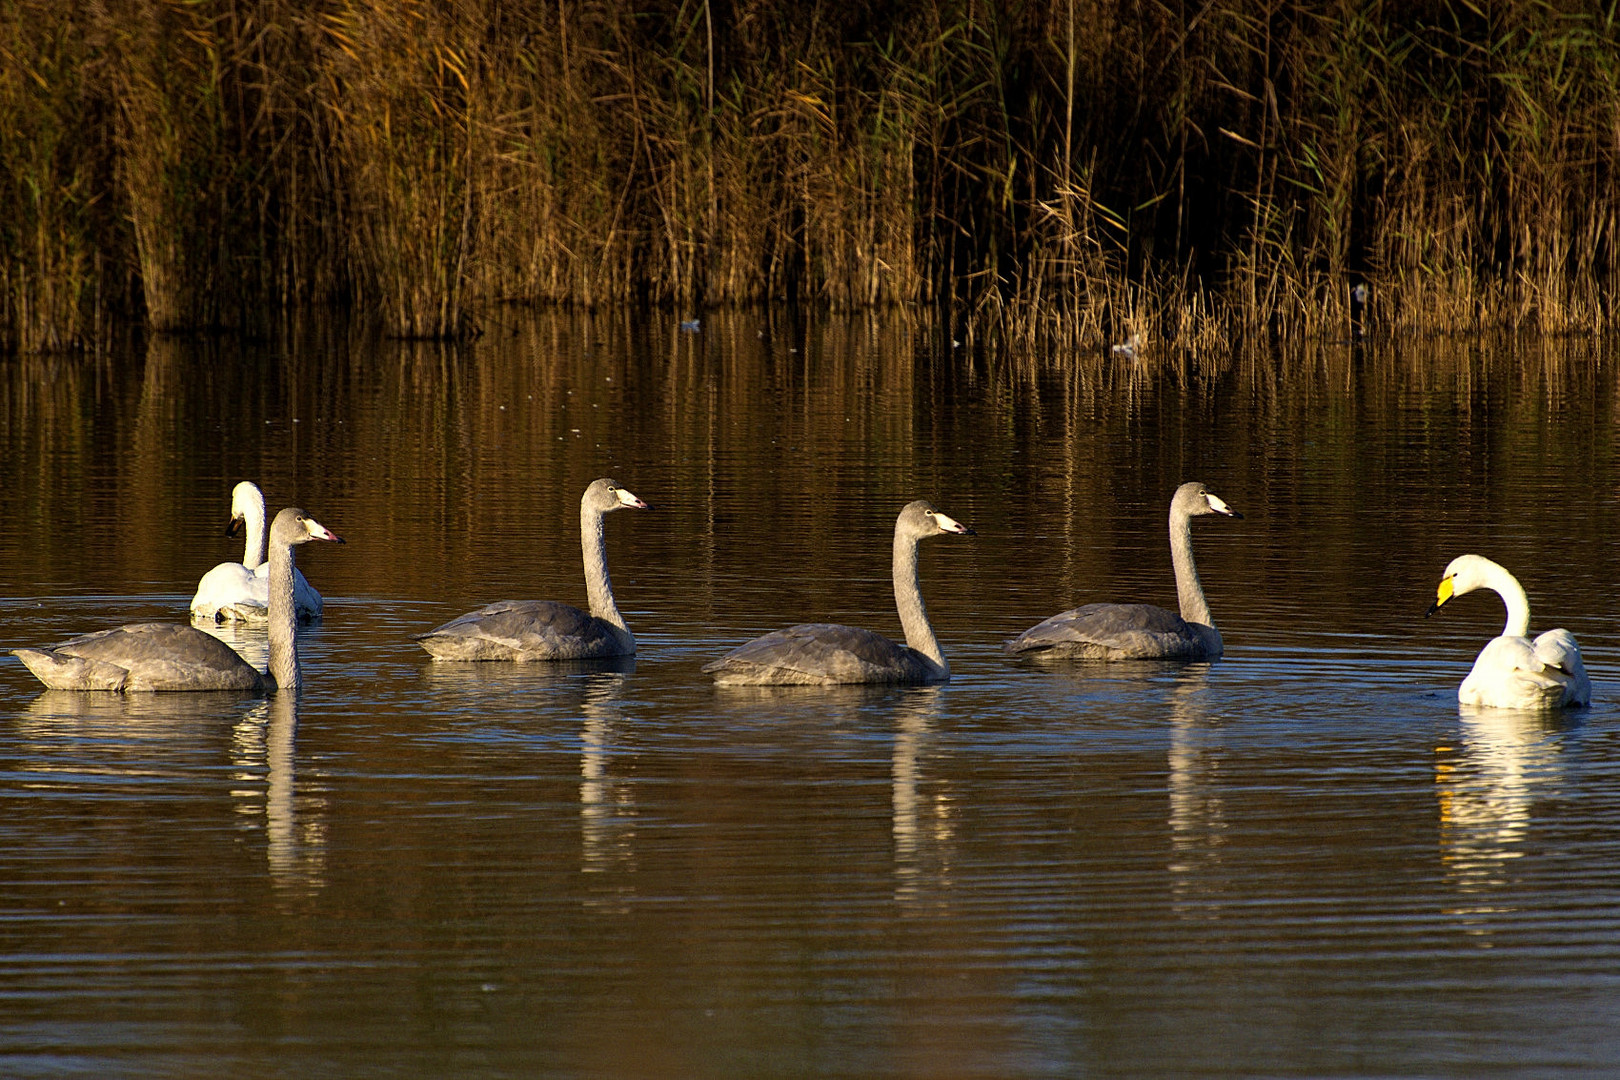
266, 533, 300, 691
1169, 503, 1214, 630
581, 501, 630, 641
241, 494, 268, 571
1479, 563, 1533, 638
894, 526, 947, 677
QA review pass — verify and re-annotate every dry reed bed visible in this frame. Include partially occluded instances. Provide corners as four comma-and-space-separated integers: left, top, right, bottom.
2, 0, 1618, 352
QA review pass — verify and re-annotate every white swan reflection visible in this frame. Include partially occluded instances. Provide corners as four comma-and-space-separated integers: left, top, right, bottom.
231, 693, 328, 898
195, 617, 271, 673
1435, 706, 1573, 923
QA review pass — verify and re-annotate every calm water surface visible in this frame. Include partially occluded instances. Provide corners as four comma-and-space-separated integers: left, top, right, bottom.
1, 313, 1618, 1078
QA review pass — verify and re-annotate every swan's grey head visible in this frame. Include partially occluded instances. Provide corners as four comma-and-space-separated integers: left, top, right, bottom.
1427, 553, 1501, 616
1175, 481, 1243, 520
585, 478, 650, 513
227, 481, 264, 537
899, 500, 976, 539
271, 507, 345, 546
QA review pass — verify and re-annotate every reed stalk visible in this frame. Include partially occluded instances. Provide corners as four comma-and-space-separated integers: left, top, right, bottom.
2, 0, 1619, 352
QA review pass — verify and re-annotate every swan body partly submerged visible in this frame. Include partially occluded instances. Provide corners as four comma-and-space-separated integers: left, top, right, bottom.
704, 501, 975, 686
414, 479, 649, 661
191, 481, 323, 622
1004, 482, 1242, 661
16, 508, 343, 692
1428, 553, 1591, 710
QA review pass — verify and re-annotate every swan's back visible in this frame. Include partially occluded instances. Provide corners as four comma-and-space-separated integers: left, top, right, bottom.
1533, 628, 1590, 705
414, 600, 628, 661
1004, 602, 1219, 660
703, 623, 941, 686
1459, 634, 1584, 710
13, 623, 266, 692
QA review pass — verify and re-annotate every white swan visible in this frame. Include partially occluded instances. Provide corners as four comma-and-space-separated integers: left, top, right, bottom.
191, 481, 323, 622
703, 501, 975, 686
15, 508, 343, 692
1427, 553, 1591, 709
414, 478, 649, 661
1003, 481, 1242, 661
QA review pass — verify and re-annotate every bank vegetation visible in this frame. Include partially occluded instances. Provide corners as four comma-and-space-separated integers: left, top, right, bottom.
3, 0, 1619, 352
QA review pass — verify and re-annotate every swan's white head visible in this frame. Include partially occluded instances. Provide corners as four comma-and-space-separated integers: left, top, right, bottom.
1432, 553, 1505, 608
228, 481, 266, 536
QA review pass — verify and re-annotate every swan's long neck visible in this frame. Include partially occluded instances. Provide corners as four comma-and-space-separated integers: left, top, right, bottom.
266, 535, 300, 691
894, 527, 947, 676
1169, 504, 1214, 629
1484, 564, 1533, 638
242, 498, 268, 571
581, 502, 629, 637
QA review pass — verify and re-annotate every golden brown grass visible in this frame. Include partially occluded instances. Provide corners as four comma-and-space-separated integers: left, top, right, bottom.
2, 0, 1619, 351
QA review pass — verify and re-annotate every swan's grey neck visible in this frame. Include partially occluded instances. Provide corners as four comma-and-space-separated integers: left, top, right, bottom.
1169, 504, 1214, 630
242, 496, 268, 571
894, 527, 947, 677
266, 534, 300, 691
1484, 564, 1533, 638
581, 501, 630, 640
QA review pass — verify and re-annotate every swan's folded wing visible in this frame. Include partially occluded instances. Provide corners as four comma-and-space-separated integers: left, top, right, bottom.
705, 623, 930, 685
12, 647, 129, 691
254, 564, 324, 619
191, 561, 268, 621
1460, 635, 1571, 708
1003, 602, 1204, 659
414, 600, 620, 660
16, 624, 263, 692
1534, 627, 1592, 706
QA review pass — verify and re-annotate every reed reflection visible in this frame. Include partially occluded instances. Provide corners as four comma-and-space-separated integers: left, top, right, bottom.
1434, 706, 1575, 924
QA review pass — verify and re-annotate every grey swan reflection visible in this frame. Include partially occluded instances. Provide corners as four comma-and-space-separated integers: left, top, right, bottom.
414, 479, 649, 661
704, 500, 975, 686
1004, 481, 1242, 662
890, 686, 952, 908
14, 508, 343, 693
191, 481, 324, 623
259, 694, 326, 894
579, 670, 638, 902
1427, 554, 1591, 710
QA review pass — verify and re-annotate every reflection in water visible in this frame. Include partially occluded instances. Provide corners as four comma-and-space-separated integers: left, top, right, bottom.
1164, 669, 1226, 917
891, 686, 953, 909
232, 694, 328, 899
578, 668, 637, 909
19, 688, 261, 759
195, 617, 271, 673
14, 688, 325, 894
1435, 707, 1574, 926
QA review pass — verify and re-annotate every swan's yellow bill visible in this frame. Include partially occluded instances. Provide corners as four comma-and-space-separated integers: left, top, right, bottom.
1435, 576, 1455, 606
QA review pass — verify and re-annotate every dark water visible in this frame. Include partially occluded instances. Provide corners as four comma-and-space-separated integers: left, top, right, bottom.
2, 313, 1619, 1078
